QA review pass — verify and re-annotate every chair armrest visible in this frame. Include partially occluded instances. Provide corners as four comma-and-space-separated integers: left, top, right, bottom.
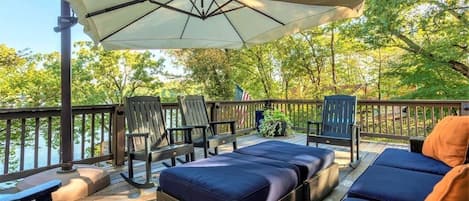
209, 120, 236, 135
190, 124, 210, 129
209, 120, 235, 125
410, 136, 425, 153
125, 133, 149, 138
167, 126, 194, 131
307, 120, 321, 125
167, 126, 193, 144
306, 121, 322, 135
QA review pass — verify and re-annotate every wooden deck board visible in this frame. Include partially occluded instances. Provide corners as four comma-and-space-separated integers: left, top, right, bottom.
81, 133, 407, 201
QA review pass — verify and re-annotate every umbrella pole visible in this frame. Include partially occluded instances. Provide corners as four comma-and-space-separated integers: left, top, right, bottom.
58, 0, 74, 173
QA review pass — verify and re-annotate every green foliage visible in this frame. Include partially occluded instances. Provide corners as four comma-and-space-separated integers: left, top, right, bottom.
73, 42, 164, 104
169, 49, 235, 100
350, 0, 469, 94
259, 109, 293, 137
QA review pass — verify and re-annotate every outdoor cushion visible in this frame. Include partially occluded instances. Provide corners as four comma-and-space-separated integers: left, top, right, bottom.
235, 141, 335, 181
425, 164, 469, 201
159, 152, 299, 201
422, 116, 469, 167
373, 148, 451, 175
342, 197, 371, 201
348, 165, 443, 201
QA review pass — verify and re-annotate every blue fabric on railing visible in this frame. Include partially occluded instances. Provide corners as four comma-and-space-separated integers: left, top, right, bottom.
373, 148, 451, 175
347, 165, 443, 201
160, 152, 299, 201
235, 141, 335, 181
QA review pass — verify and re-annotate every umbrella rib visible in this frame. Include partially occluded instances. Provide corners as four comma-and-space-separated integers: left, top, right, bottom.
188, 0, 203, 18
179, 6, 195, 39
206, 0, 216, 15
149, 0, 201, 19
233, 0, 285, 25
208, 6, 244, 18
86, 0, 146, 18
100, 0, 174, 42
213, 1, 245, 44
206, 0, 233, 17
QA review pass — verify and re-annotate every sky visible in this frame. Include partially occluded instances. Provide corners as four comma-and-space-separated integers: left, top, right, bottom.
0, 0, 182, 77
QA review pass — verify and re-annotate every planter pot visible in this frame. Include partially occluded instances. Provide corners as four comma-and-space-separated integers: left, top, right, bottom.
274, 121, 288, 136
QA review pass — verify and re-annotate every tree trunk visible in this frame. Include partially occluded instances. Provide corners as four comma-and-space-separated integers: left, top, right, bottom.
394, 32, 469, 79
330, 27, 337, 94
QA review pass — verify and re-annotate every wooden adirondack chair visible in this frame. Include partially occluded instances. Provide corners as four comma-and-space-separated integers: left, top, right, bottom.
306, 95, 360, 167
121, 96, 194, 188
178, 95, 237, 158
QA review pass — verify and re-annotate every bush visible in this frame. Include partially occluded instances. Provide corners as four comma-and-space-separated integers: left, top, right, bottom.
259, 109, 293, 137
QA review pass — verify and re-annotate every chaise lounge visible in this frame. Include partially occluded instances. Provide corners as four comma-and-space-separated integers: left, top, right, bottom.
157, 141, 339, 201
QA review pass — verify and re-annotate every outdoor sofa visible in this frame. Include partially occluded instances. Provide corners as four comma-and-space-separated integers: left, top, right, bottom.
157, 141, 339, 201
344, 119, 469, 201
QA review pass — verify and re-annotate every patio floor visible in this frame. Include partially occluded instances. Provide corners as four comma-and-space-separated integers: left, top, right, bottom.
81, 133, 407, 201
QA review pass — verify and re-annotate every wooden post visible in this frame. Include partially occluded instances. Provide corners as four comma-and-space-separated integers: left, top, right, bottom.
112, 105, 125, 166
59, 0, 73, 171
210, 102, 219, 122
461, 102, 469, 116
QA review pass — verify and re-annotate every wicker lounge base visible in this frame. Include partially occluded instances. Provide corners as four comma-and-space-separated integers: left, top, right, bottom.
157, 141, 339, 201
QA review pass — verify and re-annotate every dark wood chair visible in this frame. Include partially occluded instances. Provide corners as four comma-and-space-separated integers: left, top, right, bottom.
306, 95, 360, 168
178, 95, 237, 158
121, 96, 194, 188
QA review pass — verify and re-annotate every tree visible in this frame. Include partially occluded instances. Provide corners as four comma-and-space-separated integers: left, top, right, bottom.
170, 49, 235, 100
73, 42, 164, 104
353, 0, 469, 98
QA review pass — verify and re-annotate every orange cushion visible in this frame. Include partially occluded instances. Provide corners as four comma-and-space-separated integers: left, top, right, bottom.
425, 164, 469, 201
422, 116, 469, 167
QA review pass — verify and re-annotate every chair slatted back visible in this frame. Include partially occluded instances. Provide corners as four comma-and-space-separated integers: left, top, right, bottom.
125, 96, 168, 152
178, 95, 212, 141
321, 95, 357, 139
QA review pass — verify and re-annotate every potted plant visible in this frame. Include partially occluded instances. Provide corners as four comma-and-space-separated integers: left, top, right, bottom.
258, 109, 293, 137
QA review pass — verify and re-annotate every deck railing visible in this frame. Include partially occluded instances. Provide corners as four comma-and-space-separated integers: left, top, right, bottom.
0, 99, 467, 182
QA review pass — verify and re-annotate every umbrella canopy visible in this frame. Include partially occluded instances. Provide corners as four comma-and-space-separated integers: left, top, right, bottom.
68, 0, 364, 49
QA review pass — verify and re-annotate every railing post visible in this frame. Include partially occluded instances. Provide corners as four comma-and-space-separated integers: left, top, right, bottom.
461, 102, 469, 116
264, 99, 272, 110
210, 102, 219, 122
112, 105, 125, 166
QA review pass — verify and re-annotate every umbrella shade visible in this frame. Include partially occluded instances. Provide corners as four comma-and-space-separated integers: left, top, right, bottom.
68, 0, 364, 49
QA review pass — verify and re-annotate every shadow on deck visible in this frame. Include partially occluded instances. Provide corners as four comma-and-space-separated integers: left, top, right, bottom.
82, 133, 407, 201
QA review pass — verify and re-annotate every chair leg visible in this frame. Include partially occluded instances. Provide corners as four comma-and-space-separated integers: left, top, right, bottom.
191, 152, 195, 161
233, 141, 237, 150
128, 156, 134, 179
203, 146, 209, 158
214, 147, 219, 155
145, 160, 151, 184
171, 157, 176, 166
316, 142, 319, 148
356, 139, 360, 161
185, 154, 190, 163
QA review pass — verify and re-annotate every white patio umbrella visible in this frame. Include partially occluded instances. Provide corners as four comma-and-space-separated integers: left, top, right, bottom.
68, 0, 364, 50
57, 0, 364, 173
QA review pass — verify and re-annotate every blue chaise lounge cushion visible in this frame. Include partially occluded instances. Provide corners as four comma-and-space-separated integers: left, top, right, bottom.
348, 165, 443, 201
373, 148, 451, 175
235, 141, 335, 181
159, 152, 299, 201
